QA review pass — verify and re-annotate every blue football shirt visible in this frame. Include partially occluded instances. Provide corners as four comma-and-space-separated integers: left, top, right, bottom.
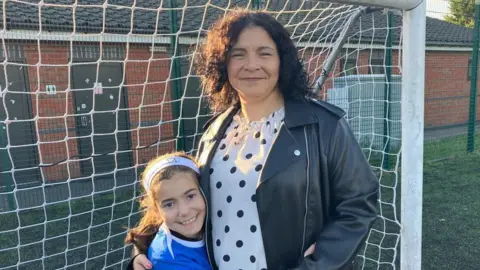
147, 224, 211, 270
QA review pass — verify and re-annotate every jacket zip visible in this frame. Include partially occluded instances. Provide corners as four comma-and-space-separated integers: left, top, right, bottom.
300, 125, 310, 259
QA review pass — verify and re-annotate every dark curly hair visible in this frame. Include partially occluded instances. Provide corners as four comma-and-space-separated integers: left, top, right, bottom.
195, 9, 314, 111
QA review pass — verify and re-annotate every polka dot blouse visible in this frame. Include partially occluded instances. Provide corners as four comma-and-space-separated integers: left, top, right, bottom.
209, 107, 285, 270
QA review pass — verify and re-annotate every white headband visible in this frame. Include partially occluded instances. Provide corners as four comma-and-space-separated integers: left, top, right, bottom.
143, 157, 200, 191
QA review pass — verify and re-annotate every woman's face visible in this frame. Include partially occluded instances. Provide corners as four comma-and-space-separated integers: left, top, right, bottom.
153, 172, 206, 239
227, 26, 280, 103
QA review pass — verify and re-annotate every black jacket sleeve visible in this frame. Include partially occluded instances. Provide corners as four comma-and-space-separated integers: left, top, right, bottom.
299, 117, 379, 270
126, 253, 142, 270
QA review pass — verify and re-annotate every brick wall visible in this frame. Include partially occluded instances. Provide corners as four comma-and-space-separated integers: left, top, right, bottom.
425, 51, 480, 128
124, 45, 176, 165
24, 43, 80, 182
18, 42, 175, 181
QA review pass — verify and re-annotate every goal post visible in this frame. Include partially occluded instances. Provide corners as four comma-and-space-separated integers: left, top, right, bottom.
325, 1, 426, 269
0, 0, 426, 269
325, 1, 425, 269
399, 2, 426, 270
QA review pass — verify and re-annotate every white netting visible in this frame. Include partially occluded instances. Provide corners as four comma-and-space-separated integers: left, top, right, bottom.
0, 0, 404, 269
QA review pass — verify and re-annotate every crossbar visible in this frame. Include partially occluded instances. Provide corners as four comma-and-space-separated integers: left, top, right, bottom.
327, 0, 423, 10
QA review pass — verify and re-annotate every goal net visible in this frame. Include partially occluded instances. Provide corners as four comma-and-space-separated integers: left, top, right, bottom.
0, 0, 409, 269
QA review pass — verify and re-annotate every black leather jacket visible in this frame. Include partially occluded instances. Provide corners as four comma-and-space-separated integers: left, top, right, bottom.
196, 97, 379, 270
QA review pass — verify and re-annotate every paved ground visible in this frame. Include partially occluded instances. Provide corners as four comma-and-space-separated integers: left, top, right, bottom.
0, 169, 137, 210
425, 122, 480, 141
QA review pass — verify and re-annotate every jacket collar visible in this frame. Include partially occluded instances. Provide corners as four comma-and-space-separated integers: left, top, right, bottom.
283, 96, 318, 128
202, 96, 318, 133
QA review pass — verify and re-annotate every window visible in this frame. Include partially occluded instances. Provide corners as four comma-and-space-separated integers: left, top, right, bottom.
342, 58, 357, 76
369, 59, 384, 74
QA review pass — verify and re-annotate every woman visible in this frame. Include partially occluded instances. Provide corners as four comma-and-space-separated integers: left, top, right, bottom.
129, 9, 379, 270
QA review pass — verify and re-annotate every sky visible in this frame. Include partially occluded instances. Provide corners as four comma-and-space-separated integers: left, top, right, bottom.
426, 0, 450, 20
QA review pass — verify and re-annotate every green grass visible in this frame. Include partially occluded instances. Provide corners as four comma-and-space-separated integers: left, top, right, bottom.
0, 187, 141, 269
356, 133, 479, 269
422, 152, 480, 269
424, 133, 480, 161
357, 168, 400, 270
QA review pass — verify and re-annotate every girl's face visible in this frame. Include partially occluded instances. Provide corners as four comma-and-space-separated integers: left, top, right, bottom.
153, 172, 206, 239
227, 26, 281, 103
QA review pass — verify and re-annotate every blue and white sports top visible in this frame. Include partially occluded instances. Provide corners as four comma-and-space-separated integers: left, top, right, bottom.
147, 223, 211, 270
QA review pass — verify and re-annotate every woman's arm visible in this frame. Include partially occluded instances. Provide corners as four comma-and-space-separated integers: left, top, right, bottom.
298, 117, 379, 270
124, 224, 157, 269
126, 253, 152, 270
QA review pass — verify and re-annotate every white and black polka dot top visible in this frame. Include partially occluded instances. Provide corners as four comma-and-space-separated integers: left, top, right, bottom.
209, 107, 285, 270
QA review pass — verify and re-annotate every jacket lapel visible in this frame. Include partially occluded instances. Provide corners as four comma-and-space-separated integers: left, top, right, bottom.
259, 97, 317, 185
258, 125, 303, 185
197, 105, 239, 195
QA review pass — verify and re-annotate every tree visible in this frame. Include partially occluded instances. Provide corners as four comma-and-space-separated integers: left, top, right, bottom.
445, 0, 475, 28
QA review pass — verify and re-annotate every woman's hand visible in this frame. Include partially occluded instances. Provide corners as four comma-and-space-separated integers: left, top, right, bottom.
304, 243, 315, 257
288, 245, 316, 270
133, 254, 152, 270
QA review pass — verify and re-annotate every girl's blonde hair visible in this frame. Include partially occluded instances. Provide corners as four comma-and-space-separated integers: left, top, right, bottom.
124, 151, 199, 253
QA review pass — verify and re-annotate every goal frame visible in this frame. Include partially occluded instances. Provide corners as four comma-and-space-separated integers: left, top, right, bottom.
328, 1, 426, 270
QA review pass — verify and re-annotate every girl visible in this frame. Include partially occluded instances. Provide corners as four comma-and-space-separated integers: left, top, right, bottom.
125, 152, 211, 270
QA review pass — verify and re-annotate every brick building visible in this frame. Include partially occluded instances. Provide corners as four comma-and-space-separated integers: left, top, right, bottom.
0, 1, 478, 185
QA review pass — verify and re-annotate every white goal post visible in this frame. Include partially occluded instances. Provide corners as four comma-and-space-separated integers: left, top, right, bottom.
329, 1, 425, 270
